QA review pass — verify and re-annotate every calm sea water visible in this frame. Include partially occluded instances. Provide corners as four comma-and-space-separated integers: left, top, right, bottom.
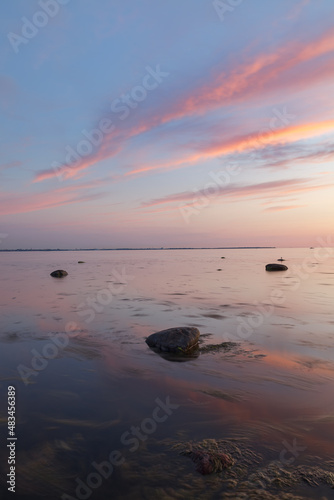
0, 248, 333, 499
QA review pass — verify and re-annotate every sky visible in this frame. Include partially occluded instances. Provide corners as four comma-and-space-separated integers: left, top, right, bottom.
0, 0, 333, 249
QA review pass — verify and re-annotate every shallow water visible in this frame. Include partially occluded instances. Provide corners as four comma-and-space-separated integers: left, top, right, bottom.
0, 248, 333, 499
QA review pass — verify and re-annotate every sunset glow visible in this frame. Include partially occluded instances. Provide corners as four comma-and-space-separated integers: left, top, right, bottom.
1, 1, 333, 248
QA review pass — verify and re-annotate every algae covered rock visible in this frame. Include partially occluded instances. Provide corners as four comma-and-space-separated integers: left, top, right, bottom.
183, 448, 234, 475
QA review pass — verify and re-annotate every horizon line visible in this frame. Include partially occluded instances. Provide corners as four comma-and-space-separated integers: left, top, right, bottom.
1, 246, 284, 252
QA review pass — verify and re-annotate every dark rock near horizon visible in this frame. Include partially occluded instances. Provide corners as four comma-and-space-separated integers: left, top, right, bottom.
78, 261, 85, 263
265, 263, 288, 271
146, 327, 200, 353
50, 270, 68, 277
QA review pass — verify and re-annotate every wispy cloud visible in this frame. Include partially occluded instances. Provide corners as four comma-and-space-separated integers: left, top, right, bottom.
152, 29, 334, 125
0, 182, 107, 215
224, 139, 334, 171
34, 142, 124, 182
141, 178, 333, 209
128, 120, 334, 177
259, 141, 334, 170
34, 30, 334, 183
287, 0, 310, 20
0, 160, 21, 171
264, 205, 306, 212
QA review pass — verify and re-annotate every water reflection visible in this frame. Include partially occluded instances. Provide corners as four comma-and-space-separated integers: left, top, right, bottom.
0, 249, 333, 498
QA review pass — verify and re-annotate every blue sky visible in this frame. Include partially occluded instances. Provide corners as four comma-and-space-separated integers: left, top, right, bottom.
0, 0, 334, 248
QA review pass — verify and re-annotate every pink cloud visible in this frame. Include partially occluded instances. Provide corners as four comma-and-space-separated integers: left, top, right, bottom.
0, 182, 107, 216
128, 120, 334, 176
34, 124, 147, 182
159, 29, 334, 124
34, 29, 334, 183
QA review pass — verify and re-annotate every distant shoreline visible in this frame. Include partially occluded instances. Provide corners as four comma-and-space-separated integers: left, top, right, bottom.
0, 247, 277, 252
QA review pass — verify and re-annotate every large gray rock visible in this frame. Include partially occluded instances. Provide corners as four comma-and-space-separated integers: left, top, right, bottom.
265, 263, 288, 271
146, 327, 200, 353
50, 270, 68, 277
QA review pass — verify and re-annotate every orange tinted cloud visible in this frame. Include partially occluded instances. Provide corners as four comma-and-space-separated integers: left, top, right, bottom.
33, 119, 158, 183
161, 29, 334, 123
34, 30, 334, 183
201, 120, 334, 158
129, 120, 334, 176
34, 143, 122, 182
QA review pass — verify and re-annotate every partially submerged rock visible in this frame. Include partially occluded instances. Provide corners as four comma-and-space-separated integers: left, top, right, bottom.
175, 439, 237, 476
172, 437, 334, 497
146, 327, 200, 353
265, 263, 288, 271
50, 270, 68, 278
78, 261, 85, 264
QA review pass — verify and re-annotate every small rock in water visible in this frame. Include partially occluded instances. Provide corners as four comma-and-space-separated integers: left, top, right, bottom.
146, 327, 200, 353
78, 261, 85, 263
265, 263, 288, 271
50, 270, 68, 278
277, 257, 285, 261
